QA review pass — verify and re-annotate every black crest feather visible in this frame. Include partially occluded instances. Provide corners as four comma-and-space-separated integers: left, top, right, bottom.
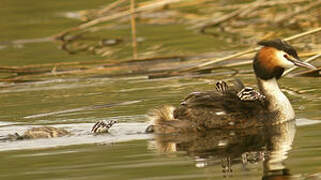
258, 39, 299, 59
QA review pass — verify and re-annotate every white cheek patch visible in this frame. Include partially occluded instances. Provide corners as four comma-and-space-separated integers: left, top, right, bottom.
275, 51, 295, 68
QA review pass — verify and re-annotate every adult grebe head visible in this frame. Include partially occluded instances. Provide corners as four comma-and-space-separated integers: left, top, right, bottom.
253, 39, 316, 80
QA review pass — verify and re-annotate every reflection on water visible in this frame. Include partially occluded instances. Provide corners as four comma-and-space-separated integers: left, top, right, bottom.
150, 120, 296, 179
263, 121, 296, 180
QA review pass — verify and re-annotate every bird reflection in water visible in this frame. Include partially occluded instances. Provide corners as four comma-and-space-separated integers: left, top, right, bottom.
148, 120, 296, 180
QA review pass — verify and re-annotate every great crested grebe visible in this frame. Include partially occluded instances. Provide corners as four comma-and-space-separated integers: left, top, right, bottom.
147, 39, 316, 134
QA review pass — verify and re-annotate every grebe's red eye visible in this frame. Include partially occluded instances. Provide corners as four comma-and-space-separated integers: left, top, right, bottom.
283, 54, 288, 58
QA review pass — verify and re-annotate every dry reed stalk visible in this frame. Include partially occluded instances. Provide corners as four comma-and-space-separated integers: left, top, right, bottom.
284, 27, 321, 41
0, 56, 185, 77
179, 48, 258, 73
292, 67, 321, 77
215, 0, 309, 11
130, 0, 138, 59
0, 56, 183, 70
96, 0, 128, 17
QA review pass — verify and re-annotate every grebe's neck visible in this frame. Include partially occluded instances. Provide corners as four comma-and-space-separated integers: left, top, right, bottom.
257, 78, 295, 123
